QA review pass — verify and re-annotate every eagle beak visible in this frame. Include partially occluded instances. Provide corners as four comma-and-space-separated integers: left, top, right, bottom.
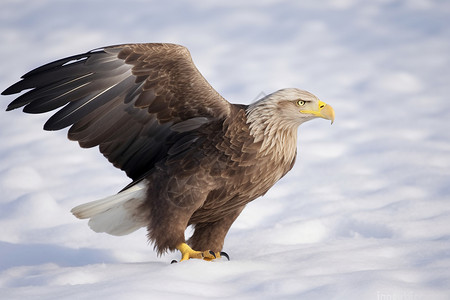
300, 100, 335, 124
318, 101, 335, 124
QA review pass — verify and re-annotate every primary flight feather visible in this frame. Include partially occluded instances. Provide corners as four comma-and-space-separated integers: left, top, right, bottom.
2, 43, 334, 261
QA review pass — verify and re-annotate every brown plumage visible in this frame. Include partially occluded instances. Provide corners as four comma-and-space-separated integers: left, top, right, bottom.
2, 43, 334, 260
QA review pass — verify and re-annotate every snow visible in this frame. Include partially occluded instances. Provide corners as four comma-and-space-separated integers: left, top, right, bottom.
1, 0, 450, 299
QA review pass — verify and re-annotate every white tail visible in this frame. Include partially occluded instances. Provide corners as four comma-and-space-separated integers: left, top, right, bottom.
71, 181, 148, 236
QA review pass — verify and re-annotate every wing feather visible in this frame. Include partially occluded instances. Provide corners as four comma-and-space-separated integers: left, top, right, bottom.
3, 43, 232, 181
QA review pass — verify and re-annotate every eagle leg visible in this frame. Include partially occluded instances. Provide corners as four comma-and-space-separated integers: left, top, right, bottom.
175, 243, 223, 262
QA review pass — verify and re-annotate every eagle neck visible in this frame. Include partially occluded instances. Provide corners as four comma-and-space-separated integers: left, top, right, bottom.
246, 103, 298, 164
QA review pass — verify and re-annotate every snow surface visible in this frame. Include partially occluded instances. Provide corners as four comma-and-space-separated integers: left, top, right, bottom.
1, 0, 450, 299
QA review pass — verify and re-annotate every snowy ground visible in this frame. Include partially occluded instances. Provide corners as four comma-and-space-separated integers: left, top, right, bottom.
1, 0, 450, 299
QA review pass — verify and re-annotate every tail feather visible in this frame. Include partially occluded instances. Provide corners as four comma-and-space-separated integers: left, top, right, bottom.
71, 181, 148, 236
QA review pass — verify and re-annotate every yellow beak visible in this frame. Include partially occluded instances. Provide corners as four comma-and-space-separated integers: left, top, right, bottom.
301, 100, 335, 124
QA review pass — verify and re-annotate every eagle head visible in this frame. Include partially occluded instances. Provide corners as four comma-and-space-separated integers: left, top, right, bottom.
247, 88, 335, 133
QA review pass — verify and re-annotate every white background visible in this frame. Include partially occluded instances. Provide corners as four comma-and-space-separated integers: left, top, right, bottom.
1, 0, 449, 299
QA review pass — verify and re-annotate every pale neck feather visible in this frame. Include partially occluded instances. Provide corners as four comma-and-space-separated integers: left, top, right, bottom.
246, 100, 299, 161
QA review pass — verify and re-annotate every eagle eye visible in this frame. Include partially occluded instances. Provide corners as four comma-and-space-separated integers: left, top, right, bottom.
296, 100, 306, 106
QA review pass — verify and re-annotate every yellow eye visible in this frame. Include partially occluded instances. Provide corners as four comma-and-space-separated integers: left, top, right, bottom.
297, 100, 306, 106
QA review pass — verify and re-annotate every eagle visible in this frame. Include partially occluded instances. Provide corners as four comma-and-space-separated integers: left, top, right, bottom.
2, 43, 334, 262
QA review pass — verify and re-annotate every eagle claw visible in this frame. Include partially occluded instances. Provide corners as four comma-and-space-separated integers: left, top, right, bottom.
174, 243, 229, 262
220, 251, 230, 261
208, 250, 216, 258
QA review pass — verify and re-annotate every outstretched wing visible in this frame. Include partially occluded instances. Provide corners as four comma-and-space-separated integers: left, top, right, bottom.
3, 43, 231, 181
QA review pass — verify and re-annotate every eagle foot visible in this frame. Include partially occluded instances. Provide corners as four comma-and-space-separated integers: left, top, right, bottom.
172, 243, 230, 263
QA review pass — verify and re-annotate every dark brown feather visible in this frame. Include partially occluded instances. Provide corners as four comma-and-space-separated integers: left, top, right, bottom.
4, 43, 231, 181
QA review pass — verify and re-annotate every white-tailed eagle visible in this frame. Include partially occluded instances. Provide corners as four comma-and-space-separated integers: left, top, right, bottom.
2, 43, 334, 262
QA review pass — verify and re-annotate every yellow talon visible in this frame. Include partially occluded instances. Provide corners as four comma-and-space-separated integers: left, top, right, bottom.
176, 243, 219, 262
